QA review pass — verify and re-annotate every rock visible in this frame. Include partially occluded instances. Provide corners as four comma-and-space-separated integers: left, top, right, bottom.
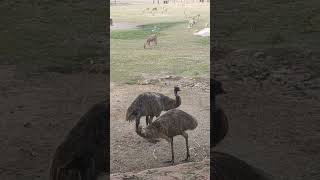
253, 51, 266, 59
23, 122, 32, 128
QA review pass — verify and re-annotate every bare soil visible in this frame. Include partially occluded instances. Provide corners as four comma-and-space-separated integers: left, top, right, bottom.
213, 47, 320, 180
108, 159, 209, 180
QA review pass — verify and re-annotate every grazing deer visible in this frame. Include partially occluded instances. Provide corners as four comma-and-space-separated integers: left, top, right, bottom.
151, 7, 157, 16
144, 34, 158, 49
142, 8, 150, 14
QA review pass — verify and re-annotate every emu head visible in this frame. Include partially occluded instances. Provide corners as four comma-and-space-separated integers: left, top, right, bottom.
136, 126, 159, 143
174, 86, 180, 93
126, 109, 138, 122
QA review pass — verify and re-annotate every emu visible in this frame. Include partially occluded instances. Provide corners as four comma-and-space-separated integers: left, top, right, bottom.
49, 101, 108, 180
136, 109, 198, 165
126, 86, 181, 130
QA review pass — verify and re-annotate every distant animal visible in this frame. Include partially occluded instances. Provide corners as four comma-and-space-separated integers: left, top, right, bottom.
126, 86, 181, 130
151, 7, 158, 15
136, 109, 198, 165
188, 18, 196, 28
142, 8, 149, 13
144, 34, 158, 49
49, 101, 108, 180
212, 151, 275, 180
161, 7, 168, 14
194, 14, 200, 22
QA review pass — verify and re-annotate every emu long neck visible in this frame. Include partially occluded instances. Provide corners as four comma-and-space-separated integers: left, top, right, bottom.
174, 91, 181, 108
136, 128, 147, 138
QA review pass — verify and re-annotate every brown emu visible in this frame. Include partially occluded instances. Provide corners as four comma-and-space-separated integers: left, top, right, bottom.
126, 86, 181, 130
49, 101, 108, 180
136, 109, 198, 165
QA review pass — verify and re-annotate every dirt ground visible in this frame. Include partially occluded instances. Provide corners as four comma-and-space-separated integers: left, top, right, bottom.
213, 47, 320, 180
109, 159, 209, 180
0, 65, 106, 180
110, 78, 210, 173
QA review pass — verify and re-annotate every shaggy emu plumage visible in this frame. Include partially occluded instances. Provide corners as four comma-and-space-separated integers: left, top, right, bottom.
211, 80, 275, 180
136, 109, 197, 165
126, 86, 181, 130
49, 101, 108, 180
213, 79, 227, 96
212, 79, 228, 147
212, 106, 228, 147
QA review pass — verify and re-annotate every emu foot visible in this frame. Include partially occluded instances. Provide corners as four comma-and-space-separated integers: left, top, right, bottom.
182, 155, 190, 162
164, 160, 174, 165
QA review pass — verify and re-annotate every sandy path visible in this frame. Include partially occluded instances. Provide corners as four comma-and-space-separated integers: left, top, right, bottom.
110, 82, 210, 173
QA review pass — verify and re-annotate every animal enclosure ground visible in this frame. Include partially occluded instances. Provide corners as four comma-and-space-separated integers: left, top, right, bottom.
110, 82, 210, 173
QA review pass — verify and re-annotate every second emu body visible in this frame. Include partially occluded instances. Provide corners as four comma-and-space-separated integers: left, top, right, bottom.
136, 109, 198, 165
49, 101, 108, 180
126, 86, 181, 129
211, 80, 274, 179
212, 79, 228, 147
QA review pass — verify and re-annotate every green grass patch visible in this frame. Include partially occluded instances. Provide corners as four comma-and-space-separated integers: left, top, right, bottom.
111, 22, 185, 40
196, 37, 210, 45
111, 5, 210, 84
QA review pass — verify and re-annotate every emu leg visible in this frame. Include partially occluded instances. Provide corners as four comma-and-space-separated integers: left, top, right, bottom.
182, 132, 190, 161
164, 137, 174, 165
136, 113, 141, 130
170, 137, 174, 165
146, 116, 149, 126
148, 116, 154, 124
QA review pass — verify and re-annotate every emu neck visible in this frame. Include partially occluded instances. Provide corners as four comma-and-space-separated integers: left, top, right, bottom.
174, 91, 181, 108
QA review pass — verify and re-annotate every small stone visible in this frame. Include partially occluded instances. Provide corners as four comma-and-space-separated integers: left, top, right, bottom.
24, 122, 32, 128
253, 51, 266, 59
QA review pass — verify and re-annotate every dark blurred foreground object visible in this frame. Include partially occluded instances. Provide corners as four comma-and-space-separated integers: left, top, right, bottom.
212, 151, 275, 180
212, 79, 228, 147
212, 106, 228, 147
213, 79, 227, 96
50, 101, 108, 180
211, 80, 275, 180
